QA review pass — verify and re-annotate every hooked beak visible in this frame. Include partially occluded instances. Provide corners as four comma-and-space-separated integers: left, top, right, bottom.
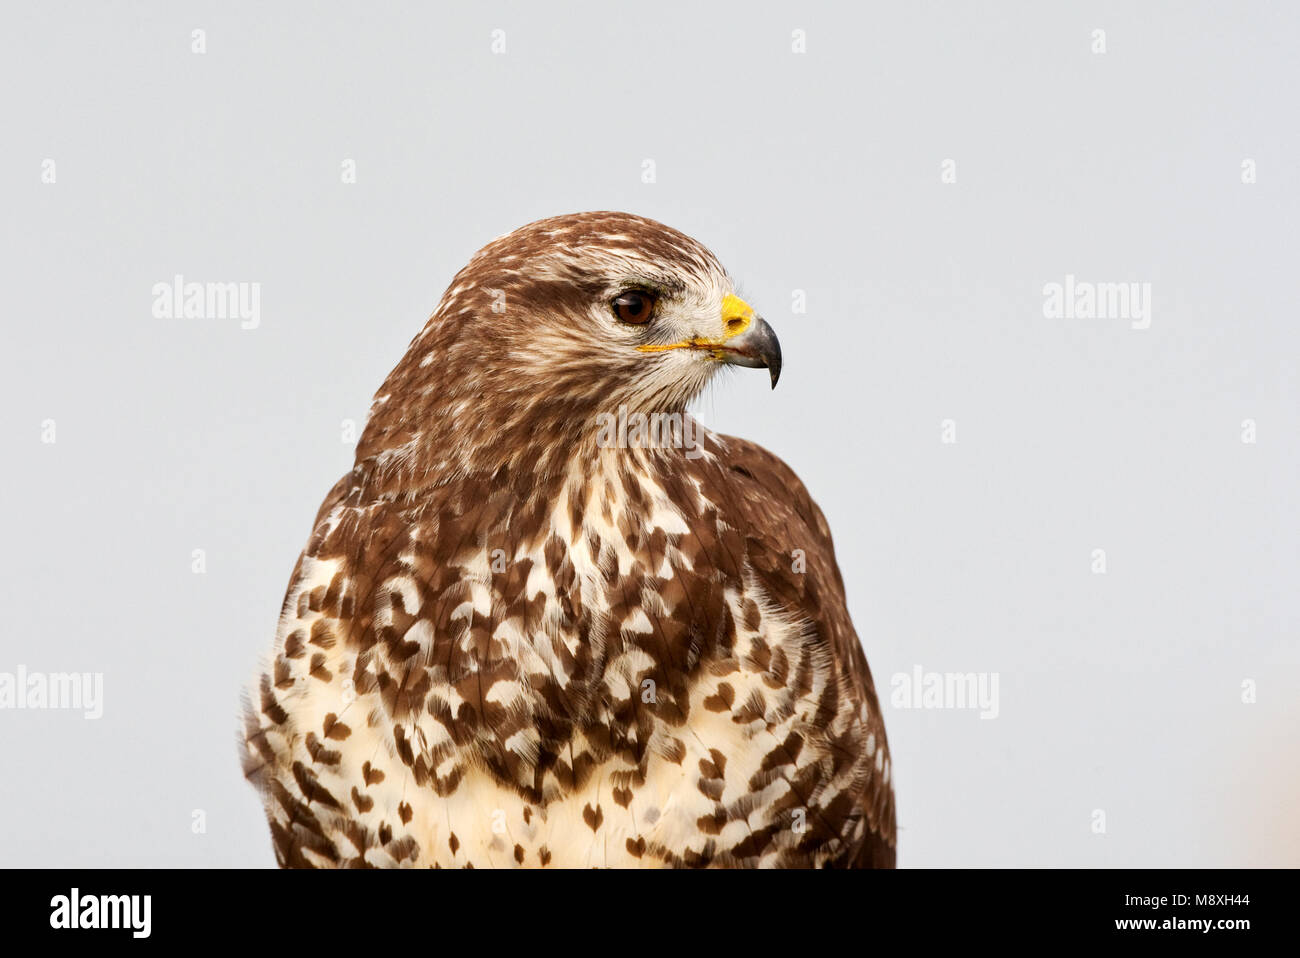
719, 313, 782, 389
635, 293, 783, 389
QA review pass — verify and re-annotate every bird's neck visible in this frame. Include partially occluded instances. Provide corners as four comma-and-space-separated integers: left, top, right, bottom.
352, 385, 703, 506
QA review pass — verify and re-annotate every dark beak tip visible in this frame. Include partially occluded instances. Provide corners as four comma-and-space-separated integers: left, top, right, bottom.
767, 335, 782, 389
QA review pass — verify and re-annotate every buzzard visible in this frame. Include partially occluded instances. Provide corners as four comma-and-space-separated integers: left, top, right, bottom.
241, 212, 896, 867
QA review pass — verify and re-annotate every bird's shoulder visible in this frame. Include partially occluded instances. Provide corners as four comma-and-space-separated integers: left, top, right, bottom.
706, 431, 837, 550
695, 431, 849, 626
697, 432, 897, 865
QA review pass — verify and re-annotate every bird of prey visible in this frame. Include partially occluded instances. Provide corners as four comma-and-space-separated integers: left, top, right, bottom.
241, 212, 895, 867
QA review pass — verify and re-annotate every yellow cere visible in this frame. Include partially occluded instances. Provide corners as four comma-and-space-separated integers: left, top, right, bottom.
720, 294, 755, 339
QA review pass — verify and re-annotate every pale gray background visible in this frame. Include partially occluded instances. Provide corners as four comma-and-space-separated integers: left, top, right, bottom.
2, 1, 1296, 867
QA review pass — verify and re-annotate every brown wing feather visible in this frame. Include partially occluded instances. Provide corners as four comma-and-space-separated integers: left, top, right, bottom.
712, 434, 897, 867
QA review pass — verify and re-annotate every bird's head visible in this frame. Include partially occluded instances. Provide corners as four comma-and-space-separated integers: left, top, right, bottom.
358, 211, 780, 486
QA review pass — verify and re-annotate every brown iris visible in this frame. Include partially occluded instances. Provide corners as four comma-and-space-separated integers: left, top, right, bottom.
611, 289, 657, 325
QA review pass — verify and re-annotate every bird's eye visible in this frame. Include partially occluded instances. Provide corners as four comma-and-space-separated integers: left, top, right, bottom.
611, 289, 657, 325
